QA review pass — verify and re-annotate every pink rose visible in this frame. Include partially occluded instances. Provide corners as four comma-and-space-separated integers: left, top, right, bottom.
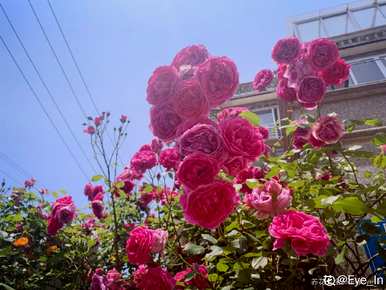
252, 69, 274, 91
116, 169, 135, 195
180, 181, 239, 229
292, 127, 311, 149
84, 125, 96, 135
235, 166, 266, 194
269, 210, 330, 256
216, 106, 248, 122
284, 57, 316, 88
24, 177, 36, 188
139, 144, 152, 152
91, 193, 106, 220
175, 264, 209, 290
138, 191, 156, 210
309, 133, 326, 148
106, 268, 122, 290
172, 79, 209, 119
150, 104, 182, 142
178, 123, 225, 160
320, 58, 351, 85
223, 155, 250, 177
94, 116, 103, 127
90, 269, 106, 290
276, 79, 297, 102
159, 147, 180, 171
130, 148, 157, 173
244, 179, 292, 219
47, 196, 76, 236
134, 265, 175, 290
197, 56, 239, 107
176, 153, 219, 189
307, 38, 339, 71
297, 76, 326, 110
146, 66, 179, 105
311, 115, 344, 145
120, 114, 128, 123
84, 183, 104, 201
175, 116, 216, 137
220, 117, 265, 159
258, 126, 270, 139
272, 37, 301, 64
172, 44, 209, 68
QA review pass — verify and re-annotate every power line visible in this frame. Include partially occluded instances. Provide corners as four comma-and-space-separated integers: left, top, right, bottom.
0, 33, 89, 180
0, 152, 34, 179
0, 2, 96, 175
0, 168, 22, 185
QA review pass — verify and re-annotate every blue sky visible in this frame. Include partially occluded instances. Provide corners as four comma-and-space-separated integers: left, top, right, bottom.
0, 0, 349, 205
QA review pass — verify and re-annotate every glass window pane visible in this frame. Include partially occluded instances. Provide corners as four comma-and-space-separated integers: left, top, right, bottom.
353, 8, 375, 29
351, 60, 385, 84
297, 21, 319, 41
375, 8, 386, 26
323, 14, 347, 37
253, 108, 279, 138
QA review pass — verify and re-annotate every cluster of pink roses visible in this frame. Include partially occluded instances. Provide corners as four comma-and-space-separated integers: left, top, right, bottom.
83, 112, 129, 135
24, 177, 36, 189
84, 183, 106, 220
293, 114, 345, 149
272, 37, 350, 109
175, 264, 209, 290
269, 210, 330, 256
244, 178, 292, 219
47, 196, 76, 235
252, 69, 274, 92
90, 268, 126, 290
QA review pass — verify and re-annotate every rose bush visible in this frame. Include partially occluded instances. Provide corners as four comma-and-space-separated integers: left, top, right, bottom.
1, 39, 385, 290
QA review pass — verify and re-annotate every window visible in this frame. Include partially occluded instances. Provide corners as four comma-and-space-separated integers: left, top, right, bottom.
349, 56, 386, 85
252, 107, 280, 139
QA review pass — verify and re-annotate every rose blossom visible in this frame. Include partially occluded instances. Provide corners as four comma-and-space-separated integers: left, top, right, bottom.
311, 115, 344, 145
175, 116, 216, 137
94, 116, 102, 127
91, 193, 106, 220
180, 181, 239, 229
307, 38, 339, 71
47, 196, 76, 236
309, 133, 326, 148
320, 58, 351, 85
126, 226, 168, 265
276, 79, 297, 102
159, 147, 180, 171
24, 177, 36, 188
244, 179, 292, 219
146, 65, 179, 105
84, 125, 96, 135
133, 265, 175, 290
292, 127, 311, 149
220, 117, 265, 159
176, 153, 220, 189
120, 114, 128, 123
252, 69, 274, 91
175, 264, 209, 290
138, 191, 156, 210
178, 123, 225, 160
223, 155, 250, 177
151, 138, 163, 154
106, 268, 122, 290
284, 57, 316, 88
235, 166, 266, 194
150, 104, 182, 142
216, 106, 248, 122
90, 269, 106, 290
84, 183, 104, 201
197, 56, 239, 107
116, 168, 135, 195
172, 79, 209, 119
269, 210, 330, 256
130, 148, 157, 173
272, 37, 301, 64
172, 44, 209, 68
297, 76, 326, 109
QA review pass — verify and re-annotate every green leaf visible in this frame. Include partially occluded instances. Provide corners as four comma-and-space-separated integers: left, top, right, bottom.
266, 166, 280, 179
208, 273, 218, 282
201, 234, 217, 244
0, 283, 16, 290
216, 261, 229, 272
91, 175, 104, 182
205, 245, 224, 261
246, 179, 259, 189
372, 133, 386, 146
364, 118, 382, 127
239, 111, 260, 126
335, 246, 346, 265
142, 184, 154, 193
332, 196, 368, 215
183, 242, 205, 256
251, 256, 268, 269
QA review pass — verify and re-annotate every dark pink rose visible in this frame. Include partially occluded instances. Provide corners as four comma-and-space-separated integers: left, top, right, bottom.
150, 104, 182, 142
175, 264, 209, 290
284, 57, 316, 88
172, 79, 209, 119
316, 170, 333, 181
139, 144, 152, 152
272, 37, 301, 64
223, 155, 250, 177
94, 116, 102, 127
269, 210, 330, 256
297, 76, 326, 109
134, 265, 175, 290
138, 191, 156, 210
84, 183, 104, 201
178, 123, 225, 160
197, 56, 239, 107
92, 193, 106, 220
220, 117, 265, 159
116, 168, 135, 195
292, 127, 311, 149
176, 153, 219, 189
235, 166, 266, 194
180, 181, 239, 229
311, 115, 344, 145
120, 114, 128, 123
24, 177, 36, 188
308, 133, 326, 148
175, 117, 216, 137
276, 79, 297, 102
130, 148, 158, 173
307, 38, 339, 71
258, 126, 270, 139
84, 125, 96, 135
159, 147, 180, 171
105, 268, 122, 290
90, 269, 106, 290
172, 44, 209, 68
47, 196, 76, 236
320, 58, 350, 85
146, 66, 179, 105
252, 69, 274, 91
216, 106, 248, 122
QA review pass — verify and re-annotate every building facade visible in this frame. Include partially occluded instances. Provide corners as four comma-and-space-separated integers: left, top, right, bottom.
221, 0, 386, 152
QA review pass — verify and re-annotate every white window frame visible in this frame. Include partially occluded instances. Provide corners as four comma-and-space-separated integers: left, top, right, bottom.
348, 54, 386, 85
252, 106, 281, 139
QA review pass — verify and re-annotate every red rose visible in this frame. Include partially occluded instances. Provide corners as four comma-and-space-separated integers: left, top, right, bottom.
252, 69, 274, 91
308, 133, 326, 148
178, 123, 225, 160
311, 115, 344, 145
276, 79, 296, 101
223, 155, 250, 177
235, 166, 266, 194
272, 37, 301, 64
197, 56, 239, 107
320, 58, 351, 85
130, 149, 157, 173
307, 38, 339, 71
216, 106, 248, 122
172, 44, 209, 68
159, 147, 180, 171
292, 127, 311, 149
146, 66, 179, 105
150, 104, 182, 142
172, 79, 209, 119
176, 153, 219, 189
220, 117, 265, 159
297, 76, 326, 109
134, 265, 175, 290
180, 181, 239, 229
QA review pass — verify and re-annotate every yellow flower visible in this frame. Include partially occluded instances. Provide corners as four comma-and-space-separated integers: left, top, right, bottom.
47, 245, 59, 254
13, 237, 29, 248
